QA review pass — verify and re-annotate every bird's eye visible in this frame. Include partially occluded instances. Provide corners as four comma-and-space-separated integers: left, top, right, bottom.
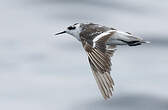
68, 26, 76, 30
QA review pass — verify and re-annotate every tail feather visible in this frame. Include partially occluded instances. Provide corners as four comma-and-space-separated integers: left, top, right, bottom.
112, 30, 150, 46
120, 39, 150, 46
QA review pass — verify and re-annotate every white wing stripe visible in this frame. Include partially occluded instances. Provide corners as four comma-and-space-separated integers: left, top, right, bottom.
93, 30, 115, 48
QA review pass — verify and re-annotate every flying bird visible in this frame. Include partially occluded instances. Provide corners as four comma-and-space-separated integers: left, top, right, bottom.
54, 23, 149, 100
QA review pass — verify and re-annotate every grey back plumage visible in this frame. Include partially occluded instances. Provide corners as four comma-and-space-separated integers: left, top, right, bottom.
79, 23, 112, 45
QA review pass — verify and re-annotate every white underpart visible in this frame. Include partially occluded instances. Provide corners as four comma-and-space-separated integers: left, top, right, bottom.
111, 30, 142, 41
93, 30, 146, 46
93, 30, 116, 48
66, 23, 81, 41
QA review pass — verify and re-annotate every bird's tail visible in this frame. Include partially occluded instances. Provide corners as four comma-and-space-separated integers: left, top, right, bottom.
120, 39, 150, 46
112, 31, 150, 46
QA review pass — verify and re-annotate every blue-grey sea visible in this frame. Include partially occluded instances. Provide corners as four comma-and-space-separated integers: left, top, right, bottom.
0, 0, 168, 110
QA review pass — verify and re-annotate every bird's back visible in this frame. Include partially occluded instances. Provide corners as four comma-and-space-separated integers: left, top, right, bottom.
79, 23, 111, 44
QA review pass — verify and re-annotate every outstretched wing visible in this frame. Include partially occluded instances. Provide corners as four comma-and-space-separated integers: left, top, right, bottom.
81, 30, 116, 99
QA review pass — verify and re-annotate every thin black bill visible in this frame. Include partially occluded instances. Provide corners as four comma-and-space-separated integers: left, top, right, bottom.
54, 31, 66, 35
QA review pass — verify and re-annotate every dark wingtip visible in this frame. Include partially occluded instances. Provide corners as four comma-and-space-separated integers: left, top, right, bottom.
127, 40, 150, 46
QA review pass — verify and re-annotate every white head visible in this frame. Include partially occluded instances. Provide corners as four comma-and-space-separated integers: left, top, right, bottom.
55, 23, 81, 41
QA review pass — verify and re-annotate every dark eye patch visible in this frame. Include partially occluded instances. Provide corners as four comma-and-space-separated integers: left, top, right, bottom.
68, 26, 76, 30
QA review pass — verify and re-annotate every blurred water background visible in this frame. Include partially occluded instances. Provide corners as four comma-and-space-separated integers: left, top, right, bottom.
0, 0, 168, 110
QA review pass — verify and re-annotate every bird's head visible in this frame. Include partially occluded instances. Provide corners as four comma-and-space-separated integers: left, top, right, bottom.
54, 23, 81, 40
